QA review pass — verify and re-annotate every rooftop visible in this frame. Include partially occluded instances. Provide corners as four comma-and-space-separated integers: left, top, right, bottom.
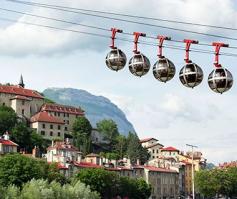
140, 138, 158, 143
0, 139, 18, 146
47, 141, 80, 152
41, 103, 84, 116
144, 166, 178, 173
30, 111, 65, 124
0, 85, 44, 99
161, 146, 179, 152
74, 161, 103, 168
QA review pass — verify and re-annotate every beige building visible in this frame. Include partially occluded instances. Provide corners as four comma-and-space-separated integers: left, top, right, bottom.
143, 166, 179, 199
140, 138, 164, 160
0, 80, 44, 119
41, 103, 84, 133
0, 77, 85, 140
30, 111, 65, 140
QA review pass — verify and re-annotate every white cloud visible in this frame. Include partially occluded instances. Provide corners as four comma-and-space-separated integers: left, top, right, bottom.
0, 0, 237, 56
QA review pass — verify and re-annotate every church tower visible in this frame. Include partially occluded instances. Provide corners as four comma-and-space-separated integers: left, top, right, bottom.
19, 74, 25, 88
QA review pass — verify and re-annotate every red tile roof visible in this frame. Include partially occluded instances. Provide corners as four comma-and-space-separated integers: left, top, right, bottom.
0, 85, 44, 99
140, 138, 158, 143
74, 161, 102, 168
30, 111, 65, 124
0, 139, 18, 146
161, 146, 179, 152
41, 104, 84, 116
10, 95, 31, 101
144, 166, 177, 173
47, 141, 79, 151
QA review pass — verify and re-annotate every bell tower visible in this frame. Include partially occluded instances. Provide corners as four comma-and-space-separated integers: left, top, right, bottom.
19, 74, 25, 88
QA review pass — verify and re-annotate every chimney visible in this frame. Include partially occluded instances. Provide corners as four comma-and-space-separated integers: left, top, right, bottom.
3, 131, 10, 140
136, 159, 140, 165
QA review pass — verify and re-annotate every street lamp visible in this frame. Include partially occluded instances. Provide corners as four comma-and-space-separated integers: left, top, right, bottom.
186, 144, 198, 199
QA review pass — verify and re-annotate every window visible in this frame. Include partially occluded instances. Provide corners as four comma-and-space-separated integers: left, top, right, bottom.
152, 156, 155, 159
2, 103, 5, 106
22, 109, 24, 115
64, 113, 65, 117
65, 126, 68, 131
58, 125, 61, 130
58, 132, 61, 137
58, 112, 60, 116
41, 131, 45, 136
22, 100, 25, 105
152, 149, 155, 153
54, 112, 56, 116
42, 124, 45, 129
50, 124, 53, 129
157, 149, 159, 153
50, 131, 53, 136
67, 120, 69, 125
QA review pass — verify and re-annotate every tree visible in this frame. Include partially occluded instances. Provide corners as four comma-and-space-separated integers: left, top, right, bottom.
19, 179, 100, 199
115, 134, 128, 159
195, 168, 237, 198
72, 117, 92, 156
127, 132, 149, 165
74, 168, 120, 199
0, 105, 18, 134
0, 154, 65, 187
96, 119, 119, 150
0, 154, 46, 187
11, 123, 44, 153
118, 177, 151, 199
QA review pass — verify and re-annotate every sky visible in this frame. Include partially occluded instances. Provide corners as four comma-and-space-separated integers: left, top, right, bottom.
0, 0, 237, 164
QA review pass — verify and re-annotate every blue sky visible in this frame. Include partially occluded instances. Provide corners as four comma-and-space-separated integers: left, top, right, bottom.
0, 0, 237, 164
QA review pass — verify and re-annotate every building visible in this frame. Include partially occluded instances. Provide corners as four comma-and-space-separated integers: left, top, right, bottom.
40, 103, 84, 133
140, 138, 164, 160
46, 140, 82, 177
219, 161, 237, 168
0, 132, 18, 155
30, 111, 65, 139
0, 81, 44, 119
143, 166, 179, 199
0, 77, 85, 140
161, 146, 180, 161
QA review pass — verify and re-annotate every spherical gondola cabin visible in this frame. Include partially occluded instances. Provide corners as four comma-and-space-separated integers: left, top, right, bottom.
179, 62, 203, 88
105, 48, 127, 71
153, 56, 176, 82
128, 53, 150, 77
208, 67, 233, 94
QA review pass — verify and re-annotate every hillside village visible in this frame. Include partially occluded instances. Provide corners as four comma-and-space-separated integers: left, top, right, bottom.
0, 77, 207, 199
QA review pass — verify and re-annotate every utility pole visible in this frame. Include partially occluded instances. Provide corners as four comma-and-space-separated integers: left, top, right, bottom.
186, 144, 198, 199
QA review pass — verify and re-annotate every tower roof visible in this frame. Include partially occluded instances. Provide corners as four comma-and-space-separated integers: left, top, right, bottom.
19, 75, 25, 88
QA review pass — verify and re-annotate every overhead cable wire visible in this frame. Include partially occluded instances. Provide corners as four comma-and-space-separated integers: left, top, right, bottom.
2, 6, 237, 52
1, 17, 237, 58
5, 0, 237, 31
4, 0, 237, 42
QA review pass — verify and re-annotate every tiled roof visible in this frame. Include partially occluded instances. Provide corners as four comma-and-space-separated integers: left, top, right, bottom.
0, 139, 18, 146
41, 103, 84, 116
30, 111, 65, 124
146, 142, 164, 149
140, 138, 158, 143
161, 146, 179, 152
10, 95, 31, 101
144, 166, 178, 173
0, 85, 44, 99
47, 141, 79, 151
74, 161, 102, 168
